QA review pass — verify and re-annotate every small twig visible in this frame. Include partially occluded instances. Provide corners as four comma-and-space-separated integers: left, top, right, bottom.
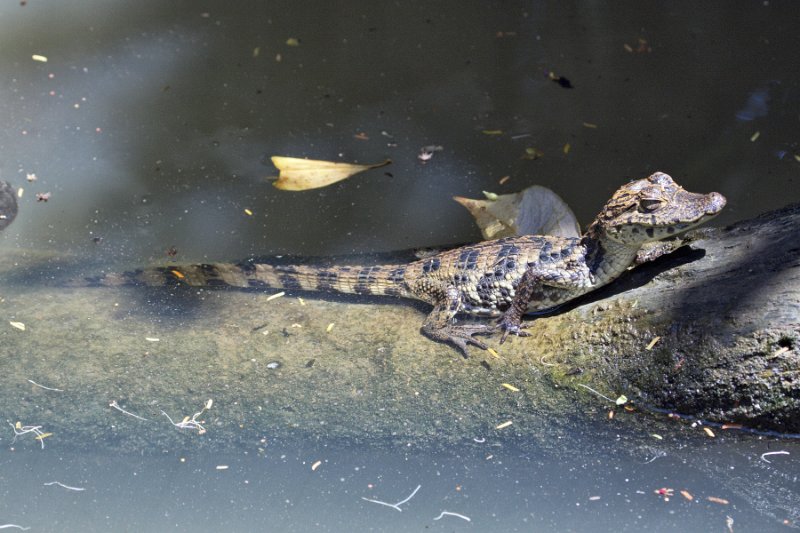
433, 511, 471, 522
577, 383, 615, 403
162, 399, 212, 434
9, 421, 47, 449
109, 401, 148, 421
44, 481, 85, 491
539, 354, 556, 367
361, 485, 421, 512
27, 379, 63, 392
760, 450, 789, 463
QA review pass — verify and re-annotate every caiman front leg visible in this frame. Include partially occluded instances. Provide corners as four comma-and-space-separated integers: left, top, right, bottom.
421, 286, 493, 357
496, 265, 594, 344
495, 269, 539, 344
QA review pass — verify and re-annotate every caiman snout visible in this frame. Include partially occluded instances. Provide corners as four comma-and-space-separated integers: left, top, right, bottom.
705, 192, 727, 216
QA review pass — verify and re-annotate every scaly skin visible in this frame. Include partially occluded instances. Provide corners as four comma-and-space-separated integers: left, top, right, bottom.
86, 173, 726, 356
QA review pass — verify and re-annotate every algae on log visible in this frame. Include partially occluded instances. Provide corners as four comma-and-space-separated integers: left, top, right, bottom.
0, 204, 798, 457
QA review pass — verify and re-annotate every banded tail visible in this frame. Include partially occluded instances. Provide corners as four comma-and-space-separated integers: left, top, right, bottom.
81, 262, 415, 298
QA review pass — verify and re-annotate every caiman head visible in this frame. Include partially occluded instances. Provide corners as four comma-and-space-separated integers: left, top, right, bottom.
591, 172, 726, 245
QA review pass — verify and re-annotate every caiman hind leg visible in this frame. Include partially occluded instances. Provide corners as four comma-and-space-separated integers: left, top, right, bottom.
420, 286, 494, 357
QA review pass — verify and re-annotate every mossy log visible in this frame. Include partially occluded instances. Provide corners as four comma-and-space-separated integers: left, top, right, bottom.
0, 204, 798, 457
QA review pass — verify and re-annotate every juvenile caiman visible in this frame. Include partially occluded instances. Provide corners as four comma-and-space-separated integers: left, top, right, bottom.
86, 172, 726, 356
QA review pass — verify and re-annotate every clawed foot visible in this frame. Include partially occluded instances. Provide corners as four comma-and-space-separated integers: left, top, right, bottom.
423, 323, 495, 358
496, 316, 531, 344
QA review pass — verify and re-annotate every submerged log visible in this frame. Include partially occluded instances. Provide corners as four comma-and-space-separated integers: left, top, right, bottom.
0, 204, 798, 457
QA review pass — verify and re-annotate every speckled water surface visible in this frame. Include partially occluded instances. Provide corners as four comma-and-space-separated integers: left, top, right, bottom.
1, 1, 799, 531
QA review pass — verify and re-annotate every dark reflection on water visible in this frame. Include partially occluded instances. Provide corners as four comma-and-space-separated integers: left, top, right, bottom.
1, 1, 799, 531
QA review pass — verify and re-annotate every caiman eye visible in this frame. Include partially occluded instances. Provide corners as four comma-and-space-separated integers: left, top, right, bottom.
638, 198, 663, 212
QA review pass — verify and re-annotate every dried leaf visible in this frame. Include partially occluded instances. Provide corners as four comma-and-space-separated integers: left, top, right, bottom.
9, 321, 26, 331
454, 185, 580, 240
270, 156, 391, 191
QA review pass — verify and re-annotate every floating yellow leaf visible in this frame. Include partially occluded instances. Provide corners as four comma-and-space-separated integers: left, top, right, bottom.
286, 38, 300, 46
501, 383, 519, 392
9, 321, 26, 331
32, 54, 48, 62
270, 156, 391, 191
703, 427, 716, 438
482, 129, 503, 135
34, 432, 53, 441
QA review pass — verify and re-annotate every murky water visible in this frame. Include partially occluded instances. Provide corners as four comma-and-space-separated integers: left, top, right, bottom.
1, 1, 798, 531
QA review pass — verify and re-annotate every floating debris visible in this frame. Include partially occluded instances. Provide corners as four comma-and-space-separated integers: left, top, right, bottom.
32, 54, 48, 62
361, 485, 421, 512
311, 460, 322, 471
760, 450, 789, 463
680, 490, 693, 501
707, 496, 729, 505
547, 71, 573, 88
495, 420, 513, 430
703, 427, 715, 438
266, 291, 285, 301
433, 511, 471, 522
9, 321, 25, 331
501, 383, 519, 392
522, 147, 544, 160
27, 379, 63, 392
109, 400, 148, 421
44, 481, 85, 491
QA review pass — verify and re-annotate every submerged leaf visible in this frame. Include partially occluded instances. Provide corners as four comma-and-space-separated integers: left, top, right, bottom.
454, 185, 580, 240
270, 157, 391, 191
